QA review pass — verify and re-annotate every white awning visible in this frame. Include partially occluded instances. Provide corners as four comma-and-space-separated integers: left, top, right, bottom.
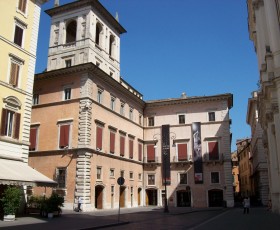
0, 158, 57, 187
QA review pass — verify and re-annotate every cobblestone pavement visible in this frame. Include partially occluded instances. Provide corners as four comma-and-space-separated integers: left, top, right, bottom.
0, 206, 279, 230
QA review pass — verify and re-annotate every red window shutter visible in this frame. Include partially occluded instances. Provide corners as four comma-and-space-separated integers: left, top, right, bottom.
178, 143, 188, 161
10, 63, 19, 87
14, 26, 23, 47
208, 141, 219, 160
59, 124, 70, 148
110, 132, 115, 153
129, 140, 133, 159
120, 136, 125, 156
1, 108, 8, 136
147, 145, 155, 162
13, 113, 21, 139
96, 126, 103, 150
138, 143, 142, 161
29, 128, 37, 150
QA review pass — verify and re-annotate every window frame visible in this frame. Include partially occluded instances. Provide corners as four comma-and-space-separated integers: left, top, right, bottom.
178, 114, 185, 124
58, 122, 72, 149
147, 174, 155, 186
148, 117, 154, 127
14, 19, 27, 48
29, 126, 39, 151
56, 167, 67, 188
17, 0, 28, 15
97, 88, 103, 104
179, 173, 188, 185
208, 112, 215, 122
1, 108, 20, 139
32, 94, 39, 105
63, 87, 71, 100
210, 172, 220, 184
97, 166, 102, 180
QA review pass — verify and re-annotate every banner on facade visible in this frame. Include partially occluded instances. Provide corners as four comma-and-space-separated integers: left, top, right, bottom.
162, 124, 171, 185
192, 122, 203, 184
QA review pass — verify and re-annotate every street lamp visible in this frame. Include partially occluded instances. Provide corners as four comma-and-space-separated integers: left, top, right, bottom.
153, 132, 176, 213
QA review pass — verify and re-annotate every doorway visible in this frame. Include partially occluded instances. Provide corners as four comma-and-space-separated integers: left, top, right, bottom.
95, 185, 103, 209
146, 189, 158, 206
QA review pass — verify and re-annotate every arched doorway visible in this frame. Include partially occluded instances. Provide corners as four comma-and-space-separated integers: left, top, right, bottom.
138, 188, 142, 206
177, 190, 191, 207
120, 186, 125, 208
95, 185, 103, 209
208, 189, 223, 207
146, 189, 157, 206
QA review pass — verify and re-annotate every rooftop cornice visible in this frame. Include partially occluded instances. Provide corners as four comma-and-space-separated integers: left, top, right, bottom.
145, 93, 233, 109
45, 0, 126, 34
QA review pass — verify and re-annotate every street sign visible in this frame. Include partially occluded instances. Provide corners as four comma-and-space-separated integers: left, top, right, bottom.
117, 177, 125, 185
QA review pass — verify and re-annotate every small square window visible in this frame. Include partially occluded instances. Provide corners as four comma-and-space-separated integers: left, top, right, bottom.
64, 88, 71, 100
65, 59, 72, 67
129, 172, 133, 179
148, 117, 154, 127
148, 174, 155, 185
110, 169, 115, 177
211, 172, 219, 184
179, 115, 185, 124
138, 173, 142, 181
208, 112, 215, 121
179, 173, 188, 184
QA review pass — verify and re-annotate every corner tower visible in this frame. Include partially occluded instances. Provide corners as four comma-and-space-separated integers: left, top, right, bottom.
45, 0, 126, 82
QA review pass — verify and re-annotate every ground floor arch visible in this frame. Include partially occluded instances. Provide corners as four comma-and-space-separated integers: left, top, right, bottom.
177, 190, 191, 207
208, 189, 223, 207
146, 188, 158, 206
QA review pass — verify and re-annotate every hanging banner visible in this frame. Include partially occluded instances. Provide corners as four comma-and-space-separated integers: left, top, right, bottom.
162, 124, 171, 185
192, 122, 203, 184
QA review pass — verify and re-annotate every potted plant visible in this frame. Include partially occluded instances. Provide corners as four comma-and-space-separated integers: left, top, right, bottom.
0, 186, 22, 221
45, 193, 64, 218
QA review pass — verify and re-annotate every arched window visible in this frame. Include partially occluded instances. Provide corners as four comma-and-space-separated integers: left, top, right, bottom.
66, 20, 77, 43
109, 35, 115, 57
95, 22, 102, 46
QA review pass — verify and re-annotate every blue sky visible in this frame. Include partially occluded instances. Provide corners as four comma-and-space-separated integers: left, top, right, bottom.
36, 0, 259, 151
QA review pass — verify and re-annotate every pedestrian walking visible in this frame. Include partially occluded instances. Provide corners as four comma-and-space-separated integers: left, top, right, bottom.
243, 197, 250, 214
78, 196, 82, 212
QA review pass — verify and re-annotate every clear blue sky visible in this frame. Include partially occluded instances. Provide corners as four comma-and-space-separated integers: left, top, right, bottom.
36, 0, 259, 151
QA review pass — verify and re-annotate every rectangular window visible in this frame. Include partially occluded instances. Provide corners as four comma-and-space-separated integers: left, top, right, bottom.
179, 115, 185, 124
110, 168, 114, 177
18, 0, 27, 14
148, 174, 155, 185
33, 94, 39, 105
139, 115, 142, 125
129, 108, 133, 120
129, 171, 133, 179
1, 108, 20, 139
208, 141, 219, 160
96, 126, 103, 150
120, 135, 125, 157
97, 89, 103, 104
147, 144, 155, 162
211, 172, 220, 184
179, 173, 188, 184
178, 143, 188, 161
65, 59, 72, 67
148, 117, 154, 127
138, 173, 142, 181
120, 103, 125, 116
29, 127, 38, 151
59, 124, 70, 149
110, 131, 115, 153
111, 185, 114, 193
9, 62, 20, 87
56, 168, 66, 188
129, 139, 133, 159
64, 88, 71, 100
208, 112, 215, 121
120, 170, 124, 178
97, 167, 102, 180
110, 96, 115, 111
138, 143, 142, 161
14, 25, 24, 47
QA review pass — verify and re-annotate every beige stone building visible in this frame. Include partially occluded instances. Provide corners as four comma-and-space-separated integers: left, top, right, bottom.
247, 0, 280, 213
0, 0, 56, 207
231, 151, 240, 198
29, 0, 234, 210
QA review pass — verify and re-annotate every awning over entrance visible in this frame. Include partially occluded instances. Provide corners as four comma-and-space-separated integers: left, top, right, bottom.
0, 158, 57, 187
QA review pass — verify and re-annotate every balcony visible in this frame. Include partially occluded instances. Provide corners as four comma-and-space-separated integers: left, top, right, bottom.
143, 157, 160, 169
171, 156, 193, 168
203, 153, 224, 165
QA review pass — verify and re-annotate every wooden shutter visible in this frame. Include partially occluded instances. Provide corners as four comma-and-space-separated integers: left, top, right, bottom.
1, 108, 7, 136
96, 126, 103, 150
178, 143, 188, 161
208, 141, 219, 160
129, 139, 133, 159
13, 113, 21, 139
29, 128, 37, 150
14, 26, 23, 47
110, 132, 115, 153
138, 143, 142, 161
120, 136, 125, 156
147, 145, 155, 162
9, 63, 20, 87
59, 124, 70, 148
